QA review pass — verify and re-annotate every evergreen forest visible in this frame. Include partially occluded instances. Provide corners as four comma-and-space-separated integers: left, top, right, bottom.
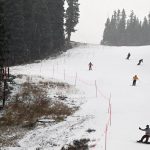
0, 0, 80, 66
101, 9, 150, 46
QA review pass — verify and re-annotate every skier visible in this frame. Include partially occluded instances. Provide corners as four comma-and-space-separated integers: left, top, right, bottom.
137, 59, 143, 65
88, 62, 93, 70
132, 75, 139, 86
126, 52, 131, 60
137, 125, 150, 143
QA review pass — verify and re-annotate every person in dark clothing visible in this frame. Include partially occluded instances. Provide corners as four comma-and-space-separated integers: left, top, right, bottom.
126, 53, 131, 60
137, 125, 150, 143
88, 62, 93, 70
132, 75, 139, 86
137, 59, 143, 65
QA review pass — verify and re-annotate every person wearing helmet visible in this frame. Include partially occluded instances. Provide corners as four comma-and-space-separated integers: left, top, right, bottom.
137, 59, 143, 65
126, 52, 131, 60
132, 75, 139, 86
137, 125, 150, 143
88, 62, 93, 70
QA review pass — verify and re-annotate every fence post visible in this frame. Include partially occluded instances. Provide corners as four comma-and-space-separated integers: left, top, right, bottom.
53, 65, 55, 77
75, 72, 77, 86
57, 61, 58, 71
105, 124, 108, 150
40, 61, 42, 74
64, 69, 65, 80
63, 55, 66, 64
95, 80, 97, 97
109, 94, 112, 126
109, 103, 111, 126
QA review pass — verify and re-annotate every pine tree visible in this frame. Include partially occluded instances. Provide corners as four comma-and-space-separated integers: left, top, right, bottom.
126, 10, 135, 45
0, 0, 8, 70
0, 0, 9, 108
46, 0, 65, 52
29, 0, 53, 59
4, 0, 25, 64
116, 9, 121, 25
65, 0, 80, 42
147, 13, 150, 44
101, 18, 111, 45
22, 0, 34, 61
0, 0, 5, 70
117, 9, 126, 45
134, 17, 142, 45
109, 11, 118, 45
141, 17, 149, 45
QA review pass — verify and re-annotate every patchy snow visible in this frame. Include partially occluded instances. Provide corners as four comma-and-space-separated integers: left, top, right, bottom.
4, 44, 150, 150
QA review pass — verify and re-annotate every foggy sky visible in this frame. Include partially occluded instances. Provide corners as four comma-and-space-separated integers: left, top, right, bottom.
71, 0, 150, 44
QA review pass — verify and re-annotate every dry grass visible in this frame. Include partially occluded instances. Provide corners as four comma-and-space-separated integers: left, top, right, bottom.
0, 79, 76, 127
0, 76, 78, 147
0, 126, 27, 147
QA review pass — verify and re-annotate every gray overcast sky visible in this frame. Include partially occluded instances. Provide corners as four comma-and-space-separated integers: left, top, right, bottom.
71, 0, 150, 44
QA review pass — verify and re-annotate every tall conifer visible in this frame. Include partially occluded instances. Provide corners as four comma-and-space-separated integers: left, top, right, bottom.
65, 0, 80, 42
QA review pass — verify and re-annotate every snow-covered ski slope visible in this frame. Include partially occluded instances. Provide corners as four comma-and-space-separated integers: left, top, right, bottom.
10, 44, 150, 150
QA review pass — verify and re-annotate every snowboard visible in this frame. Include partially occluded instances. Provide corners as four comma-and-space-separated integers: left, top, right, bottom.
137, 141, 150, 144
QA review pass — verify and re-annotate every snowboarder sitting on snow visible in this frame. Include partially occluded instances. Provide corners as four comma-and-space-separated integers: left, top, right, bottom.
88, 62, 93, 70
132, 75, 139, 86
126, 52, 131, 60
137, 125, 150, 143
137, 59, 143, 65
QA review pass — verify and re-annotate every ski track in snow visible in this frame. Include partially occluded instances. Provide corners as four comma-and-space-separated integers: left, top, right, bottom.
4, 44, 150, 150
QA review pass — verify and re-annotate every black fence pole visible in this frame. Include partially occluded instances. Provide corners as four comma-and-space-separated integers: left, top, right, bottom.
3, 79, 6, 107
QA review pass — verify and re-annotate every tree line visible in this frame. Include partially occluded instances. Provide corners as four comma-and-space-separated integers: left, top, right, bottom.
0, 0, 79, 66
101, 9, 150, 46
0, 0, 79, 107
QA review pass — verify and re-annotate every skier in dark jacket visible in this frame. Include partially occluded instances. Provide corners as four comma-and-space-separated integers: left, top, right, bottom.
137, 125, 150, 143
126, 53, 131, 60
88, 62, 93, 70
137, 59, 143, 65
